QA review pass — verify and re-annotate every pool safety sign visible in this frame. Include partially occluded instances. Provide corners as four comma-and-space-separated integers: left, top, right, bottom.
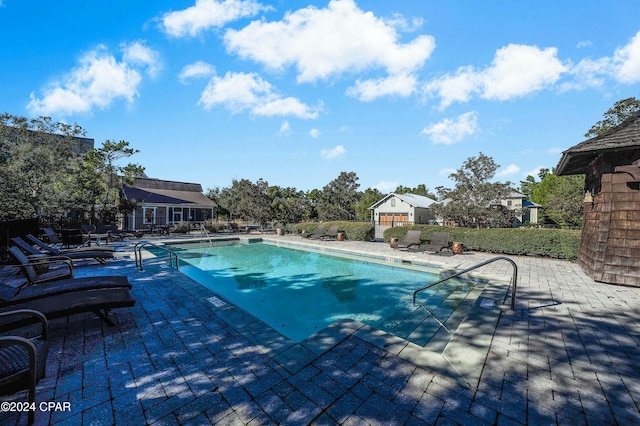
207, 296, 226, 307
479, 298, 494, 309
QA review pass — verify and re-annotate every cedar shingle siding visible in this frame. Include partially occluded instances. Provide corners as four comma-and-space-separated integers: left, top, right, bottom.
556, 111, 640, 286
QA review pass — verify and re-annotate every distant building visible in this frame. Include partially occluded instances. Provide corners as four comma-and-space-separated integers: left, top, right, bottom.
368, 193, 437, 226
121, 177, 217, 231
499, 191, 542, 226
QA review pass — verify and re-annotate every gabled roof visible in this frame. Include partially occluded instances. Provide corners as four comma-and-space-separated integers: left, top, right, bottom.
368, 193, 437, 210
556, 110, 640, 175
123, 178, 217, 207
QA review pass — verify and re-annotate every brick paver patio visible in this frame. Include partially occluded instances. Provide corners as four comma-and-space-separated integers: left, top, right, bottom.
2, 235, 639, 425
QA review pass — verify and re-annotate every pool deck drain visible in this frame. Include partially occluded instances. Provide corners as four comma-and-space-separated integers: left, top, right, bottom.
2, 234, 640, 425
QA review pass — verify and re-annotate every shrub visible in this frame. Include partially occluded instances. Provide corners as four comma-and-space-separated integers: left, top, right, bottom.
171, 222, 191, 234
384, 225, 581, 260
291, 221, 374, 241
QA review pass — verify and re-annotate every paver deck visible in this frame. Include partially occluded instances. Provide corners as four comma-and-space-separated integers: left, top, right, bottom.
2, 234, 639, 425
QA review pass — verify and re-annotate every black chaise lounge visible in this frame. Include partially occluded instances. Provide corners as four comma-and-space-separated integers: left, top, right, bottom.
12, 236, 112, 267
0, 271, 134, 328
0, 309, 49, 425
304, 224, 326, 239
392, 230, 423, 251
319, 225, 340, 240
419, 232, 452, 254
27, 233, 114, 253
24, 234, 114, 263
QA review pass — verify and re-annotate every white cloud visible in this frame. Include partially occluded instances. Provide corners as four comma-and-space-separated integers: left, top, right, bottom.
198, 71, 319, 118
121, 41, 162, 77
525, 166, 545, 178
309, 128, 320, 138
179, 61, 216, 83
420, 111, 478, 145
321, 145, 346, 159
160, 0, 271, 38
277, 121, 291, 136
612, 30, 640, 84
560, 30, 640, 90
426, 44, 567, 108
577, 40, 592, 48
27, 44, 156, 116
373, 181, 398, 193
224, 0, 434, 99
497, 164, 520, 177
347, 73, 418, 101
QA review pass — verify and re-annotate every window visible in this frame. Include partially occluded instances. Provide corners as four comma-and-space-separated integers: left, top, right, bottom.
391, 198, 396, 207
143, 207, 156, 224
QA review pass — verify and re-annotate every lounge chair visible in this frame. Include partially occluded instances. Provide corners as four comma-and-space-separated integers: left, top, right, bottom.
8, 246, 74, 284
81, 224, 110, 246
304, 224, 326, 239
97, 224, 133, 242
26, 234, 115, 257
0, 310, 49, 425
0, 279, 135, 327
419, 232, 452, 254
40, 227, 62, 245
13, 236, 113, 268
319, 225, 340, 240
391, 230, 423, 251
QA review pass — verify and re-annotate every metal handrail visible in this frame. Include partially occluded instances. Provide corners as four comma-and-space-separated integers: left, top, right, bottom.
199, 223, 213, 244
134, 240, 179, 271
413, 256, 518, 310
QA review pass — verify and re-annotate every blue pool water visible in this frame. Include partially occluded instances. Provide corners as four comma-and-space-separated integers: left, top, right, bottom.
166, 241, 468, 342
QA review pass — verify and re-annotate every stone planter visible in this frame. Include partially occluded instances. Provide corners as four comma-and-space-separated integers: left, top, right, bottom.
452, 242, 464, 255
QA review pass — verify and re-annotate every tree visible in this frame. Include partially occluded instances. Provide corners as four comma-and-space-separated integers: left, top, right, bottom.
80, 140, 144, 223
354, 188, 384, 221
217, 179, 273, 225
317, 172, 360, 221
520, 168, 584, 227
431, 153, 513, 228
268, 185, 312, 225
0, 114, 87, 220
393, 184, 436, 199
584, 97, 640, 138
205, 187, 229, 219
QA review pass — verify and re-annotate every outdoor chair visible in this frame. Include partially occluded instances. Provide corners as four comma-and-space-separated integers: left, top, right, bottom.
391, 230, 423, 251
8, 246, 74, 284
0, 276, 134, 327
81, 224, 110, 246
0, 309, 49, 425
25, 234, 114, 263
14, 235, 113, 265
304, 224, 327, 239
419, 232, 452, 254
40, 227, 62, 245
319, 225, 340, 240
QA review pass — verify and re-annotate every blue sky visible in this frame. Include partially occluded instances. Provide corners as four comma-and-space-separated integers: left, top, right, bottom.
2, 0, 640, 194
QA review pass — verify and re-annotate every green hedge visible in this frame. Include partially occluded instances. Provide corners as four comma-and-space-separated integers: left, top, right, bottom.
291, 221, 374, 241
384, 225, 581, 261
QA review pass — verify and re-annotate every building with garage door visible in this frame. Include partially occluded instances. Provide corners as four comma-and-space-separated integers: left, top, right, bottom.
369, 193, 437, 227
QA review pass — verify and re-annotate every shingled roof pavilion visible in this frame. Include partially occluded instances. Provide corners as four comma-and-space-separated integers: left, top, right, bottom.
121, 177, 217, 231
556, 110, 640, 286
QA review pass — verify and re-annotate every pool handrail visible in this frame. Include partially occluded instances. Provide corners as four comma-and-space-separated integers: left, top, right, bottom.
134, 240, 179, 271
412, 256, 518, 310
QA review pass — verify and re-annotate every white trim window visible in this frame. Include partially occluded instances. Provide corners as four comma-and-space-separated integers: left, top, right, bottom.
143, 207, 157, 224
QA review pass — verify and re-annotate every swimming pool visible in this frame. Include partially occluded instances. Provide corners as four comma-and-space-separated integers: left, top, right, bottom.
165, 240, 483, 344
